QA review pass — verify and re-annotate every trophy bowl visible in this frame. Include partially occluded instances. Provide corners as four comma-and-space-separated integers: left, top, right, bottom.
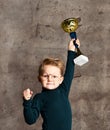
61, 17, 80, 33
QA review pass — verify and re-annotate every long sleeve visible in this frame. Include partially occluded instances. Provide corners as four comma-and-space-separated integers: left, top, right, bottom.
60, 50, 77, 96
23, 94, 43, 125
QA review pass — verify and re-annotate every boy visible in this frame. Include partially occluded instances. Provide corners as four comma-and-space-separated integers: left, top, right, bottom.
23, 38, 80, 130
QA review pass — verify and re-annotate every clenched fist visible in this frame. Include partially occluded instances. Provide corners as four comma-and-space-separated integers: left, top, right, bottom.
23, 88, 33, 100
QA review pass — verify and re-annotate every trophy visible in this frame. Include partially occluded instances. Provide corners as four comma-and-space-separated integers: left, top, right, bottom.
61, 17, 89, 66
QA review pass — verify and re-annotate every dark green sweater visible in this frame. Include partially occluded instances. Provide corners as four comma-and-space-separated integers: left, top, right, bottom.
23, 51, 76, 130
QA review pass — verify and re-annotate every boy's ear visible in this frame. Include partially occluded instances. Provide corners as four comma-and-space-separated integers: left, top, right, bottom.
38, 76, 41, 82
59, 76, 64, 84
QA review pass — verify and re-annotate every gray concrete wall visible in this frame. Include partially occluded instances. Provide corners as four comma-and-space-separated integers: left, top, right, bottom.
0, 0, 110, 130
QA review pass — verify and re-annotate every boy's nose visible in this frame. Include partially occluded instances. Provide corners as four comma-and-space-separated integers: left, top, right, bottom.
48, 75, 53, 81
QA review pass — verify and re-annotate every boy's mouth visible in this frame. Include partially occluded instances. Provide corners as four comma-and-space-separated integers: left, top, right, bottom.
47, 82, 54, 85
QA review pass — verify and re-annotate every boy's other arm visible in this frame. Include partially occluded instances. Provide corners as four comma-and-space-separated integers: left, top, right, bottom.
23, 89, 41, 125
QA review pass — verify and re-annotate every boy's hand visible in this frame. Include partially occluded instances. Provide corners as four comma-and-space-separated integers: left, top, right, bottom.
68, 39, 80, 51
23, 88, 33, 100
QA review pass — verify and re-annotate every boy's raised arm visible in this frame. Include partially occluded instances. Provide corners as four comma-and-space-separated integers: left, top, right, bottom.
61, 39, 80, 96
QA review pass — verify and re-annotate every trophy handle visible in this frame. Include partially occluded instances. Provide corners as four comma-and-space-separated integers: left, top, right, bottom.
70, 32, 82, 56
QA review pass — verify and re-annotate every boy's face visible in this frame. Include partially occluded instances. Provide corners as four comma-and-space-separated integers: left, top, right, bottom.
40, 65, 64, 90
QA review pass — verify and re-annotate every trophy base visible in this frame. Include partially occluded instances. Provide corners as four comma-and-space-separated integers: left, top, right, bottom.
74, 55, 89, 66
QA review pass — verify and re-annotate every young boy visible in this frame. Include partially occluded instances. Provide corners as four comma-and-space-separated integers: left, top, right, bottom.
23, 38, 80, 130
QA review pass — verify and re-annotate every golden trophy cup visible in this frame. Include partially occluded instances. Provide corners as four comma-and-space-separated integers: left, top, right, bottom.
61, 17, 89, 66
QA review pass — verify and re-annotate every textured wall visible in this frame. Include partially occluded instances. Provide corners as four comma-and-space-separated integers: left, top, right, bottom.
0, 0, 110, 130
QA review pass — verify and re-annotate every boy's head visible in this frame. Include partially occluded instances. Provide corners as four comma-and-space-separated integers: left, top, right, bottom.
38, 58, 65, 90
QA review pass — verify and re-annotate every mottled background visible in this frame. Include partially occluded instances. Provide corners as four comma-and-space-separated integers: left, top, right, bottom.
0, 0, 110, 130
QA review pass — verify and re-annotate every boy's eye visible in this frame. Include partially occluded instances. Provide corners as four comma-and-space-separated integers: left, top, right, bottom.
53, 75, 57, 78
43, 75, 48, 78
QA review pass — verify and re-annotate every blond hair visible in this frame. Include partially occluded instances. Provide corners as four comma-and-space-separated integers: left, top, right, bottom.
38, 58, 65, 77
